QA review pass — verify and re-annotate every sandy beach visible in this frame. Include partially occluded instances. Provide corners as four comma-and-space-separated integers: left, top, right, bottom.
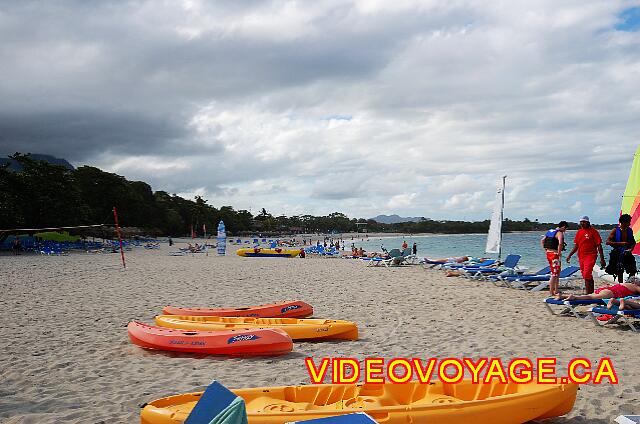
1, 243, 639, 423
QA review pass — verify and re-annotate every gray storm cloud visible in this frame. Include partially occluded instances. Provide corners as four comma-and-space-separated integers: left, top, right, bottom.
1, 0, 639, 222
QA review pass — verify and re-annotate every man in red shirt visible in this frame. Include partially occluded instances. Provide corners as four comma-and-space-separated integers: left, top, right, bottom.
566, 216, 606, 294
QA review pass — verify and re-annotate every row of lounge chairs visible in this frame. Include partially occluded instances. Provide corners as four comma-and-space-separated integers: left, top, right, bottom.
430, 254, 640, 331
544, 296, 640, 332
305, 245, 341, 257
362, 248, 418, 267
429, 254, 582, 292
492, 265, 581, 291
169, 244, 209, 256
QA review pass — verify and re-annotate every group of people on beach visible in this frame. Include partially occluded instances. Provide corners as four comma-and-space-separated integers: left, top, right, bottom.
545, 214, 640, 310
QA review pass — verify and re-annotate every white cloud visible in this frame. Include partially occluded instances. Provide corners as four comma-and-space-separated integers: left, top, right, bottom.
1, 1, 639, 223
571, 201, 584, 213
386, 193, 417, 209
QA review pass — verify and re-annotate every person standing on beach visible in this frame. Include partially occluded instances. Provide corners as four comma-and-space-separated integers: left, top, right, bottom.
566, 216, 605, 294
412, 242, 417, 255
402, 240, 408, 250
605, 213, 637, 283
541, 221, 568, 296
12, 237, 21, 255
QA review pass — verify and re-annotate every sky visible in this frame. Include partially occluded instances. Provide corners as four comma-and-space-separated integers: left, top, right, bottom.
1, 1, 640, 224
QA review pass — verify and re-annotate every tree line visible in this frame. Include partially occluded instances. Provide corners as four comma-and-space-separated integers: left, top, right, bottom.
0, 153, 612, 237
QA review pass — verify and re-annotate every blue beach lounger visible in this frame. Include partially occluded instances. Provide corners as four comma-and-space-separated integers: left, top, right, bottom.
364, 249, 402, 267
463, 254, 521, 279
423, 258, 447, 265
506, 266, 581, 291
493, 266, 551, 281
422, 258, 454, 269
543, 298, 605, 318
588, 305, 640, 332
444, 259, 496, 270
488, 266, 550, 287
363, 257, 386, 266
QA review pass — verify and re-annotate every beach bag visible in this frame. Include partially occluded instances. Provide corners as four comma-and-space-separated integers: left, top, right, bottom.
605, 250, 620, 276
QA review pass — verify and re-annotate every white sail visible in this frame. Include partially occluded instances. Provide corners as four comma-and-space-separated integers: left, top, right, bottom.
485, 176, 506, 255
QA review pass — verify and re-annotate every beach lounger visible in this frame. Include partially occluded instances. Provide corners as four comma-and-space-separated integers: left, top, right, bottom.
488, 266, 550, 287
506, 266, 581, 291
588, 305, 640, 332
399, 247, 420, 265
494, 266, 550, 281
422, 258, 449, 269
464, 254, 521, 279
364, 249, 404, 267
615, 415, 640, 424
422, 258, 447, 265
385, 248, 416, 266
543, 298, 605, 318
363, 257, 385, 266
443, 259, 496, 270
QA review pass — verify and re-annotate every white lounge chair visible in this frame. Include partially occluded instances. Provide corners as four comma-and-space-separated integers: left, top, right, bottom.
615, 415, 640, 424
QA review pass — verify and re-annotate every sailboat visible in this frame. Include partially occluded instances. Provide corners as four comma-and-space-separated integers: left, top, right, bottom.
621, 145, 640, 255
485, 176, 507, 260
594, 145, 639, 282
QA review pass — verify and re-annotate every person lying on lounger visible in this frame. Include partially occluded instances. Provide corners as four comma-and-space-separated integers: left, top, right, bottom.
555, 279, 640, 301
427, 256, 470, 263
606, 297, 640, 311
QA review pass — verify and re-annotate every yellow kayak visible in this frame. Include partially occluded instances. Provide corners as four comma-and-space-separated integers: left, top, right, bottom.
140, 380, 578, 424
154, 315, 359, 341
236, 247, 300, 257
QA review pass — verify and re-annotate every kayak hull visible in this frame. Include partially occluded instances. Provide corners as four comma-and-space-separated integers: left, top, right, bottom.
127, 321, 293, 356
154, 316, 359, 341
140, 380, 578, 424
162, 301, 313, 318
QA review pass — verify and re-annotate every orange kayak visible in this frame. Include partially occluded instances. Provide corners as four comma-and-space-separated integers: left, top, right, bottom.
140, 380, 578, 424
162, 301, 313, 318
155, 316, 359, 341
127, 321, 293, 356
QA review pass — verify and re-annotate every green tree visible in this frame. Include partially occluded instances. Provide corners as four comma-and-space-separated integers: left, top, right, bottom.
11, 153, 87, 228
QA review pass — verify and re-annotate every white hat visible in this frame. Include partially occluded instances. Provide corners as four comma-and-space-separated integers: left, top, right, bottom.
579, 215, 590, 222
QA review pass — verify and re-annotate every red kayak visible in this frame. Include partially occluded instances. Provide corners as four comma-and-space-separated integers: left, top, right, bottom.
127, 321, 293, 356
162, 300, 313, 318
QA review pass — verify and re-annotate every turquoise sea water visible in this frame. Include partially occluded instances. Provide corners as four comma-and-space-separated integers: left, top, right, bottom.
346, 230, 593, 271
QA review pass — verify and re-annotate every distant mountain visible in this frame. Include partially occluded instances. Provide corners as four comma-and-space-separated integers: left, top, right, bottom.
370, 214, 428, 224
0, 154, 74, 171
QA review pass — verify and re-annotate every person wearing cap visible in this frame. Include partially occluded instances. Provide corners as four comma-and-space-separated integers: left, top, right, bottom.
566, 216, 605, 294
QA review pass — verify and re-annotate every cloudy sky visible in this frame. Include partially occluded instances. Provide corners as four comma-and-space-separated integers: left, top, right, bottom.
1, 1, 640, 223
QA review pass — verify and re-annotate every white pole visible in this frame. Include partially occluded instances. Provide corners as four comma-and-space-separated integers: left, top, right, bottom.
498, 175, 507, 261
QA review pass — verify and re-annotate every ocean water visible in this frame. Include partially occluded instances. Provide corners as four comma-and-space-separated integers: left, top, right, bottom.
344, 230, 595, 271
